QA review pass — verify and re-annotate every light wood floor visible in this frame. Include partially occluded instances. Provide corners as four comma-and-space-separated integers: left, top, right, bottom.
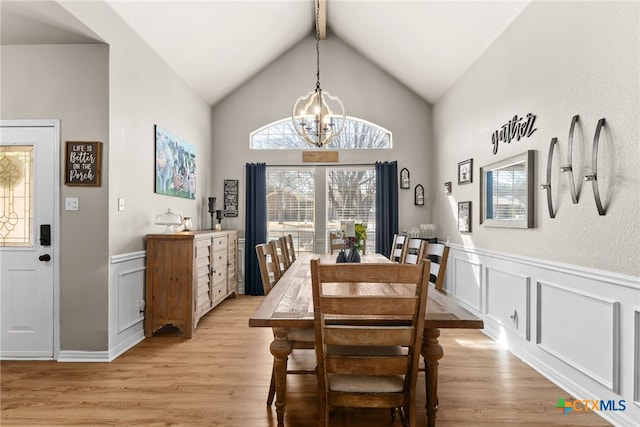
2, 296, 610, 426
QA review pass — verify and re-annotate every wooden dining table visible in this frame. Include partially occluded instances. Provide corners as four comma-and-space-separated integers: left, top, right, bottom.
249, 253, 484, 427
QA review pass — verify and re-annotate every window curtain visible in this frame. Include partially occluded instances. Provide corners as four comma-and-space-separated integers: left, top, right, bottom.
244, 163, 267, 296
375, 161, 399, 258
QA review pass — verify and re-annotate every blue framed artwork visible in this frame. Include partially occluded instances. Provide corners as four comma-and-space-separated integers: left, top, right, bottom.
154, 125, 196, 199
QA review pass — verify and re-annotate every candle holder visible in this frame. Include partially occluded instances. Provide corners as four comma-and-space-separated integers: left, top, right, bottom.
215, 210, 224, 230
208, 197, 216, 230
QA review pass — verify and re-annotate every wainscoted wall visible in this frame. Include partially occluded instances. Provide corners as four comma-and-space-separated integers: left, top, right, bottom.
108, 252, 146, 360
58, 252, 146, 362
444, 244, 640, 426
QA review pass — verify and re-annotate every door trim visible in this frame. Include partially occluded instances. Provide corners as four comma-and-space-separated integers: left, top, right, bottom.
1, 119, 61, 360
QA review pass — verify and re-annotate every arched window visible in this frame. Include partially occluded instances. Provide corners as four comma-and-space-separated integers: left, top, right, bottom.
250, 116, 392, 149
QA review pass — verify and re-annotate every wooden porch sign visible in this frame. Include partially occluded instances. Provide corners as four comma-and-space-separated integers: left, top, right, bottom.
65, 141, 102, 186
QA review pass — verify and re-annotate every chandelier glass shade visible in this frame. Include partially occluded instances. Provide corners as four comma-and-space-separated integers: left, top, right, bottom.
291, 0, 345, 148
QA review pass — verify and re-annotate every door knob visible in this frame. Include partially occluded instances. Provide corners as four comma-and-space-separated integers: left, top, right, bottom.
39, 254, 51, 262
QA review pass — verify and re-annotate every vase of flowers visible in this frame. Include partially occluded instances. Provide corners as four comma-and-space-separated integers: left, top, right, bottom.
337, 222, 367, 263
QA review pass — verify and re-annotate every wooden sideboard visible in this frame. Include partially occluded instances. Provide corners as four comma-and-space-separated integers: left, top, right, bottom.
144, 230, 238, 338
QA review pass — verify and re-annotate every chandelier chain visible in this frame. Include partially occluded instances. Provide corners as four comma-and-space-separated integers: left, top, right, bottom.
315, 0, 321, 89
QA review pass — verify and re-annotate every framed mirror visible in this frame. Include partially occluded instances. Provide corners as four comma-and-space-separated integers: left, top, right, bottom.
480, 150, 535, 228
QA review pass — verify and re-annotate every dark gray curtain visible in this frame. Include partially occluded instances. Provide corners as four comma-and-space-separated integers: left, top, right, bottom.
375, 161, 399, 257
244, 163, 267, 296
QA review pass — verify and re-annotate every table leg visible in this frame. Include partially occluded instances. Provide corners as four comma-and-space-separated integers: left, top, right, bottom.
422, 328, 444, 427
270, 328, 292, 427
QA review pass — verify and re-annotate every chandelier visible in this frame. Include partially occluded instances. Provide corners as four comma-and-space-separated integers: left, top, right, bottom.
291, 0, 346, 148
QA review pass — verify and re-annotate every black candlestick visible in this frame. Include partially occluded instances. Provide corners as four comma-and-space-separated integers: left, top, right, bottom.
215, 210, 224, 229
208, 197, 216, 230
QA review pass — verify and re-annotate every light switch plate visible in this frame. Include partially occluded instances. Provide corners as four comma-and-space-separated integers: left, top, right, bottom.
118, 198, 125, 211
65, 197, 79, 211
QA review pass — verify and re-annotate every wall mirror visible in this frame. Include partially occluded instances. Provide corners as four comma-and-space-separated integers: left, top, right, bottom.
480, 150, 535, 228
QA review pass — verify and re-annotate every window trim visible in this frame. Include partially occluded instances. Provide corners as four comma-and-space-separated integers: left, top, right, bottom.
250, 116, 392, 150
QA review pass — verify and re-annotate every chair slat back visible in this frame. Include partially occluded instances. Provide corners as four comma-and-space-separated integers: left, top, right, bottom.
255, 243, 282, 295
402, 238, 426, 265
328, 231, 345, 254
389, 234, 408, 262
311, 259, 429, 424
425, 243, 450, 291
285, 234, 296, 263
271, 239, 289, 272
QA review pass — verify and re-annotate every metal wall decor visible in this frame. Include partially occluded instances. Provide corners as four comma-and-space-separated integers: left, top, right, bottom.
560, 115, 580, 204
491, 113, 538, 155
584, 118, 607, 215
400, 168, 410, 189
414, 184, 424, 206
444, 181, 452, 195
540, 137, 558, 218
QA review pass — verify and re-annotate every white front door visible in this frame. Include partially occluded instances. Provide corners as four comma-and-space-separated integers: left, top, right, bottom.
0, 120, 59, 359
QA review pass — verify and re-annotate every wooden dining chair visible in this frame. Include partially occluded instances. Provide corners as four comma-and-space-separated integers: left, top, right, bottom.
255, 243, 282, 295
426, 243, 450, 291
271, 238, 290, 272
328, 231, 344, 254
255, 243, 315, 406
284, 234, 296, 264
402, 238, 426, 265
390, 234, 408, 262
310, 259, 429, 427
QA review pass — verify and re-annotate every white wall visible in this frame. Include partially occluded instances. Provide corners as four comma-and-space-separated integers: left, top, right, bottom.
433, 1, 640, 277
2, 1, 214, 351
211, 34, 433, 238
61, 1, 214, 255
434, 2, 640, 425
1, 44, 110, 351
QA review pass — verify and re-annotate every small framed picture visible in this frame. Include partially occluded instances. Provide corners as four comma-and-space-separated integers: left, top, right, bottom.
444, 181, 452, 195
400, 168, 410, 189
458, 159, 473, 185
224, 179, 239, 217
414, 184, 424, 206
458, 201, 471, 232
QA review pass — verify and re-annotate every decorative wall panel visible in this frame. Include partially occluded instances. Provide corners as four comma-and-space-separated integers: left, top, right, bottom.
485, 267, 530, 340
536, 281, 619, 392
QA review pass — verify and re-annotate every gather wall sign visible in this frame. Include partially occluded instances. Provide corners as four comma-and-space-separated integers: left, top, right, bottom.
491, 113, 538, 155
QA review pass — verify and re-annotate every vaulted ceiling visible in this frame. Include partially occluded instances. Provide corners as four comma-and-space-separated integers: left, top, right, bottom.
1, 0, 530, 106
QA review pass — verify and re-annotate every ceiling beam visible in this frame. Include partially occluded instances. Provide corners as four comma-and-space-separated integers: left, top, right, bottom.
316, 0, 326, 40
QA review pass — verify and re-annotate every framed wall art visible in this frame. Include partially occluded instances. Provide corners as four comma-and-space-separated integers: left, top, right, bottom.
400, 168, 410, 189
458, 159, 473, 185
224, 179, 239, 217
458, 201, 472, 232
154, 125, 196, 199
65, 141, 102, 186
414, 184, 424, 206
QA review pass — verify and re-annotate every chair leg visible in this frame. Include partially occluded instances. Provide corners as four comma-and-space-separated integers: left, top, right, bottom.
267, 365, 276, 405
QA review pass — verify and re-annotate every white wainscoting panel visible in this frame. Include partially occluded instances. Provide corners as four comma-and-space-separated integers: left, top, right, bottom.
445, 243, 640, 427
635, 307, 640, 407
536, 281, 620, 392
452, 256, 482, 311
485, 267, 530, 340
108, 251, 146, 361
